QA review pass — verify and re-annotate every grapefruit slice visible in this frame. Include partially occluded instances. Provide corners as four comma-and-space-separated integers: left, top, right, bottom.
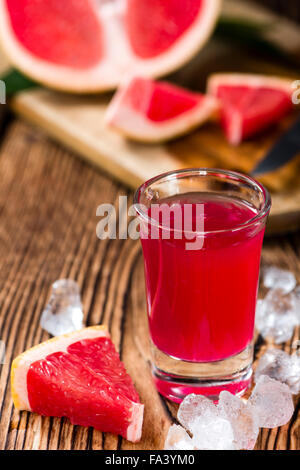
106, 77, 219, 142
0, 0, 222, 93
11, 326, 144, 442
207, 73, 294, 145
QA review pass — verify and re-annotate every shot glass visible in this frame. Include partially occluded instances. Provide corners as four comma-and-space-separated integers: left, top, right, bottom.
134, 168, 271, 403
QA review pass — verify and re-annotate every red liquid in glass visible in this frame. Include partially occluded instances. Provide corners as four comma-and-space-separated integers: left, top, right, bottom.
140, 193, 264, 363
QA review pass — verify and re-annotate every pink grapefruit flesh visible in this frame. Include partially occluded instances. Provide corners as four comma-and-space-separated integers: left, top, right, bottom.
208, 73, 294, 145
126, 0, 203, 58
11, 326, 144, 442
0, 0, 222, 92
5, 0, 103, 68
106, 77, 219, 142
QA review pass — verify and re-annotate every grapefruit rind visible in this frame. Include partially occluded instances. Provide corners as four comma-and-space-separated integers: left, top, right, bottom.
0, 2, 110, 93
127, 402, 145, 443
207, 73, 294, 97
11, 325, 144, 442
0, 0, 222, 93
11, 325, 144, 441
106, 78, 219, 142
126, 0, 223, 85
11, 325, 108, 410
207, 73, 294, 145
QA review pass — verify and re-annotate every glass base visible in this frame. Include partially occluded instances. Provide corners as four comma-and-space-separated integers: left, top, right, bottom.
151, 343, 253, 403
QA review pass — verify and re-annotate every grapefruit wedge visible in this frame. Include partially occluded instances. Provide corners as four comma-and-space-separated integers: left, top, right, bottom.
0, 0, 222, 93
11, 326, 144, 442
207, 73, 294, 145
106, 77, 219, 142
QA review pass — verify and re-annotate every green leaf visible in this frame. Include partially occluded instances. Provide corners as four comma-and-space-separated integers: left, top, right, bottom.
1, 69, 37, 97
217, 16, 275, 35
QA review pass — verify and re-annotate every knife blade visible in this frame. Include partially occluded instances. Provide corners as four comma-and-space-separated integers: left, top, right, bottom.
251, 116, 300, 176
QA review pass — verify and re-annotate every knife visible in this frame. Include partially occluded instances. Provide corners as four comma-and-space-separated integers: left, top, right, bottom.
251, 116, 300, 176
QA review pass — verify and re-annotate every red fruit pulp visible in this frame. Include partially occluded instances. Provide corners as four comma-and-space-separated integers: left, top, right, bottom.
6, 0, 103, 68
126, 0, 203, 58
127, 79, 204, 122
27, 337, 140, 437
216, 85, 292, 141
68, 337, 139, 402
140, 193, 264, 362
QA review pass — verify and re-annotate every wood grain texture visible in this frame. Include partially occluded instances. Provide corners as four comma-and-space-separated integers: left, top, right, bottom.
0, 117, 298, 450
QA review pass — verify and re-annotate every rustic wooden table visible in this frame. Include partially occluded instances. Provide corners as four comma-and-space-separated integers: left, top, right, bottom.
0, 112, 299, 450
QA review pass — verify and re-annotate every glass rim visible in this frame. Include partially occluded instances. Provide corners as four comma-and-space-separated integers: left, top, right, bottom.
133, 168, 271, 236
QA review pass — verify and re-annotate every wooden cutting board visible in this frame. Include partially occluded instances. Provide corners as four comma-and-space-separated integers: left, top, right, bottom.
5, 0, 300, 234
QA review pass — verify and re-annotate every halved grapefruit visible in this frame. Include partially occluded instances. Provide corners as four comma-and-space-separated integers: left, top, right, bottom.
207, 73, 294, 145
0, 0, 222, 93
11, 326, 144, 442
106, 77, 219, 142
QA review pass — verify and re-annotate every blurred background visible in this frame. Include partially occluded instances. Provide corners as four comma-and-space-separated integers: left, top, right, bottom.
256, 0, 300, 22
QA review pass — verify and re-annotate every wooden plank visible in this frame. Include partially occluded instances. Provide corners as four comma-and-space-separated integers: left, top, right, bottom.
0, 118, 298, 450
10, 90, 183, 189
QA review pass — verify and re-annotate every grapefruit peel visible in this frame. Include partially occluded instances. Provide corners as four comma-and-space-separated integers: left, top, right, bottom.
11, 326, 144, 442
106, 77, 219, 142
207, 73, 294, 145
0, 0, 222, 93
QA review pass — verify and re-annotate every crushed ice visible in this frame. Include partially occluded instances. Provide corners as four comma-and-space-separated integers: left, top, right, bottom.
164, 425, 194, 451
249, 375, 294, 428
255, 266, 300, 343
255, 348, 300, 395
165, 376, 295, 450
263, 266, 296, 294
40, 279, 84, 336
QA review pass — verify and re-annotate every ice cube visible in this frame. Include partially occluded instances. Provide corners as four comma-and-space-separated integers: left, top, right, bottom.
255, 290, 298, 344
191, 414, 236, 450
256, 308, 292, 344
218, 391, 259, 450
164, 425, 194, 450
256, 298, 265, 315
177, 394, 217, 434
264, 288, 298, 316
255, 299, 269, 331
255, 349, 300, 395
249, 375, 294, 428
263, 266, 296, 294
40, 279, 84, 336
0, 340, 5, 365
177, 394, 236, 450
267, 313, 297, 344
292, 286, 300, 323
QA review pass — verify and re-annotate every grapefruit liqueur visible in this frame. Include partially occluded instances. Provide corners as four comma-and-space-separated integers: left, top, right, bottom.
135, 169, 271, 402
143, 193, 261, 362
